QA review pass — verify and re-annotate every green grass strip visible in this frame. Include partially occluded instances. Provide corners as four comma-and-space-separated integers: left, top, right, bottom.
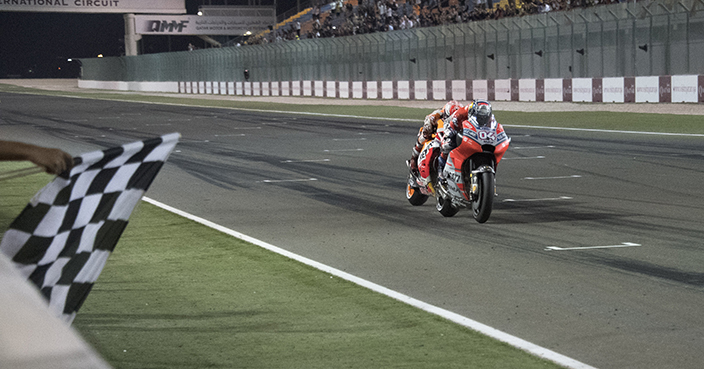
1, 82, 703, 134
500, 111, 704, 134
0, 162, 564, 368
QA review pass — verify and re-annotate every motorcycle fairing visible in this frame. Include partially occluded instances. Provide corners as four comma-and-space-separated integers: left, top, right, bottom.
442, 153, 465, 200
442, 119, 511, 202
416, 119, 445, 186
417, 139, 440, 186
462, 121, 510, 165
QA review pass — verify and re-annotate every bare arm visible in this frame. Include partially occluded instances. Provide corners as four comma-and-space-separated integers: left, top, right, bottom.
0, 141, 74, 175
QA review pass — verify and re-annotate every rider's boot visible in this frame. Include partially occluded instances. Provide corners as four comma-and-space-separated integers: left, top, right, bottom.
409, 155, 419, 172
409, 142, 421, 173
437, 154, 447, 183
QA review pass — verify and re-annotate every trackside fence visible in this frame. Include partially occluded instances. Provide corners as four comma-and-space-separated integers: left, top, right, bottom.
79, 0, 704, 103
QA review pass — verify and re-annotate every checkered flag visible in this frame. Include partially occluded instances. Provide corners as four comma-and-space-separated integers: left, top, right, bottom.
0, 133, 179, 323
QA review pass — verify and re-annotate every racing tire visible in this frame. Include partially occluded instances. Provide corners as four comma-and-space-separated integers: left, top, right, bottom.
472, 171, 494, 223
406, 182, 429, 206
436, 194, 459, 217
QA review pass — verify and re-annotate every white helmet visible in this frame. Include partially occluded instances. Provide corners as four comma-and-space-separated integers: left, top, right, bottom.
474, 100, 492, 127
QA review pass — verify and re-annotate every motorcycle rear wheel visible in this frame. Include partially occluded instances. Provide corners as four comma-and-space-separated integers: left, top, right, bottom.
472, 171, 494, 223
406, 182, 429, 206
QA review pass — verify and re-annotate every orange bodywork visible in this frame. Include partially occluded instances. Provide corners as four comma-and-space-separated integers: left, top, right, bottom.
417, 119, 444, 182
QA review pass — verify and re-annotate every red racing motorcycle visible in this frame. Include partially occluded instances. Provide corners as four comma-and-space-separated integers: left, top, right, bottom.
406, 114, 510, 223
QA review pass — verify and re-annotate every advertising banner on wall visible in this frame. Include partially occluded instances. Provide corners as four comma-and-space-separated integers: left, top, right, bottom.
451, 80, 468, 101
134, 11, 275, 35
636, 76, 659, 103
572, 78, 592, 102
671, 75, 698, 103
518, 79, 536, 102
0, 0, 185, 13
494, 79, 511, 101
473, 80, 488, 100
602, 77, 625, 103
543, 78, 562, 102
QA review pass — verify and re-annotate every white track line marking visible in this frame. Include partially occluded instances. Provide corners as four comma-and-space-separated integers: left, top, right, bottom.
323, 148, 364, 152
511, 145, 555, 150
503, 196, 573, 202
281, 159, 330, 163
504, 124, 704, 137
333, 138, 367, 141
503, 156, 545, 160
545, 242, 642, 251
141, 196, 598, 369
214, 134, 246, 137
258, 178, 318, 183
524, 175, 582, 180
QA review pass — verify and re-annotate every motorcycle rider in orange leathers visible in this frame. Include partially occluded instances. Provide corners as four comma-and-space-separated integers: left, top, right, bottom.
409, 100, 463, 172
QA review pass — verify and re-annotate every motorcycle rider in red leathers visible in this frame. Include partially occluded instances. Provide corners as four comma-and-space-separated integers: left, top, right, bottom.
438, 100, 496, 179
409, 100, 463, 172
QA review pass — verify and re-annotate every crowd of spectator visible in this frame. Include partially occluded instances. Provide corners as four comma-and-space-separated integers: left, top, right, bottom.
248, 0, 626, 45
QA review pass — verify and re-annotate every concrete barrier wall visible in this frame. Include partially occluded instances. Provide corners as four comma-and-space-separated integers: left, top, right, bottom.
78, 80, 179, 93
80, 75, 704, 104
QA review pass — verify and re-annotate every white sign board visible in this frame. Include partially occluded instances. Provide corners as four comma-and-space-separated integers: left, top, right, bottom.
602, 77, 625, 103
451, 80, 467, 101
432, 80, 446, 100
397, 81, 409, 100
472, 80, 488, 100
518, 79, 536, 102
0, 0, 184, 13
414, 80, 428, 100
543, 78, 563, 102
572, 78, 592, 102
134, 12, 275, 35
635, 76, 659, 103
671, 75, 698, 103
381, 81, 393, 99
494, 79, 511, 101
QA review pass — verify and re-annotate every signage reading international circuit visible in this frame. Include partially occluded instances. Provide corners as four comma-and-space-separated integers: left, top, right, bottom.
0, 0, 185, 13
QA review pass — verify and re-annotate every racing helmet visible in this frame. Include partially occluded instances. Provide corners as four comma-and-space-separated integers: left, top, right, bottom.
443, 100, 461, 118
474, 100, 492, 127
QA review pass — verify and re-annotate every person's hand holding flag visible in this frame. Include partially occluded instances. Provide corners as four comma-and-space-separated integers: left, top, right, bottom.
0, 140, 74, 175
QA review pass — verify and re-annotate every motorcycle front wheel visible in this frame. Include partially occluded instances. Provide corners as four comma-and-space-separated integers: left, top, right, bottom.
472, 171, 495, 223
406, 180, 429, 206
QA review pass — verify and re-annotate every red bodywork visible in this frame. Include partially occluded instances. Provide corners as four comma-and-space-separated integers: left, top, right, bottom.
447, 120, 510, 199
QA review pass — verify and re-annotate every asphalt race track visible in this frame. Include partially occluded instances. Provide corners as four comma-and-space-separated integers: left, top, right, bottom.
2, 92, 704, 369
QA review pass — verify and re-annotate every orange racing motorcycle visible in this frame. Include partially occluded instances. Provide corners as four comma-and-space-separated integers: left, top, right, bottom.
406, 114, 510, 223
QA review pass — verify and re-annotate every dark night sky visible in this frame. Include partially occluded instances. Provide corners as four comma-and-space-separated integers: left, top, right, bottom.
0, 12, 124, 77
0, 0, 295, 78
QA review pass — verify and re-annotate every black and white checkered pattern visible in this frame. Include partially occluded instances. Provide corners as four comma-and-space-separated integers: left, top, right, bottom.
0, 133, 179, 323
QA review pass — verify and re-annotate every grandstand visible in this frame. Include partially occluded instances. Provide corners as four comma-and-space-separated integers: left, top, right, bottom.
247, 0, 584, 44
249, 1, 339, 42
